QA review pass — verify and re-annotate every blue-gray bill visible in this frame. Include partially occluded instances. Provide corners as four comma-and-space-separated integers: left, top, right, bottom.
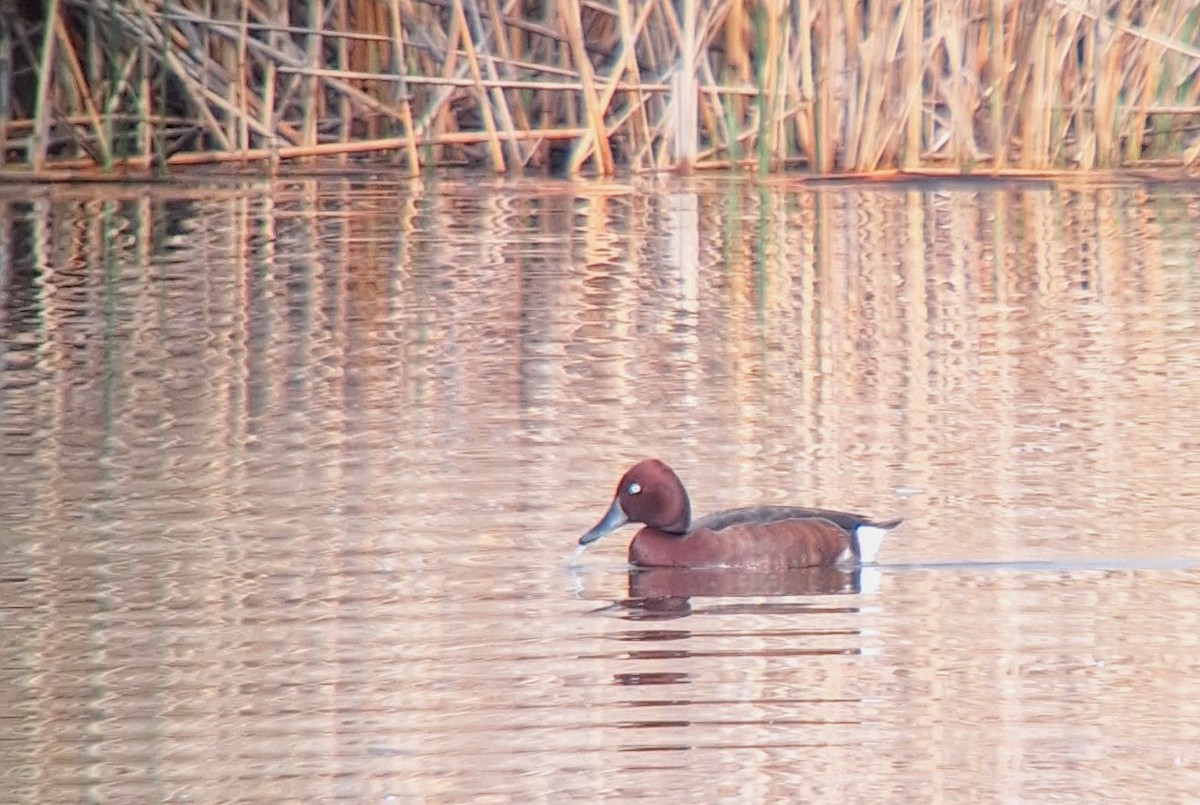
578, 498, 628, 546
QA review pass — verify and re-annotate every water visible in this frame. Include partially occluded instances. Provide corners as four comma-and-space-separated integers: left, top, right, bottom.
2, 175, 1199, 801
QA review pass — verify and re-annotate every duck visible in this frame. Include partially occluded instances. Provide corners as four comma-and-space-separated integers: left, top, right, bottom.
578, 459, 900, 569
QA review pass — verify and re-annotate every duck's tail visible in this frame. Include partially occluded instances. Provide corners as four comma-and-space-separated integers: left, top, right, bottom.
853, 518, 902, 563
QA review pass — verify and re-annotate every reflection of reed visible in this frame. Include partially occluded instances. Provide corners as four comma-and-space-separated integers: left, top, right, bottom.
2, 179, 1200, 520
11, 177, 1197, 563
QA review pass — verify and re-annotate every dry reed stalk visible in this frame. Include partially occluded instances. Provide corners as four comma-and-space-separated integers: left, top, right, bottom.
301, 2, 320, 148
1185, 135, 1200, 166
837, 0, 862, 168
0, 21, 9, 167
125, 5, 234, 151
1038, 8, 1074, 166
848, 0, 887, 171
19, 124, 592, 173
696, 20, 739, 166
1059, 0, 1200, 61
936, 0, 978, 165
839, 0, 893, 172
95, 45, 134, 116
793, 0, 815, 160
5, 112, 194, 133
483, 0, 533, 133
447, 0, 505, 171
571, 0, 636, 167
56, 19, 107, 165
257, 0, 278, 137
9, 0, 1200, 175
614, 0, 654, 168
412, 68, 474, 167
1063, 14, 1092, 164
1126, 3, 1189, 162
387, 0, 422, 175
755, 0, 785, 170
674, 0, 698, 169
296, 64, 687, 91
722, 0, 748, 157
235, 2, 250, 151
418, 0, 571, 46
437, 0, 466, 159
30, 0, 61, 171
303, 70, 694, 94
558, 0, 614, 174
138, 42, 152, 165
175, 49, 269, 147
576, 0, 624, 165
1092, 8, 1122, 165
334, 0, 349, 152
347, 0, 380, 140
211, 3, 235, 149
1118, 10, 1149, 165
902, 0, 921, 170
1059, 8, 1091, 167
242, 10, 300, 148
462, 0, 524, 167
988, 0, 1006, 169
814, 0, 835, 173
1020, 10, 1052, 167
869, 1, 910, 171
639, 0, 682, 168
163, 3, 416, 131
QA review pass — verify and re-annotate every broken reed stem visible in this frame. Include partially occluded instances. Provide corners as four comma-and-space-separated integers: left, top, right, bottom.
30, 125, 592, 173
12, 0, 1200, 175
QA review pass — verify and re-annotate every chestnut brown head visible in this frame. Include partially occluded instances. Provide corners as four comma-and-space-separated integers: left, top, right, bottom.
578, 459, 692, 546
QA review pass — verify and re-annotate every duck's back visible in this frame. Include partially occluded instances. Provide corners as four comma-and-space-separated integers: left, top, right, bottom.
692, 505, 892, 534
629, 505, 901, 568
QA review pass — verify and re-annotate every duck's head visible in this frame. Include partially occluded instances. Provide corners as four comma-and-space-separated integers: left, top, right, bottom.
578, 459, 692, 546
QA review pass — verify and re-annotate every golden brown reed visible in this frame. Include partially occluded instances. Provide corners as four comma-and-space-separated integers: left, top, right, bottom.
2, 0, 1199, 176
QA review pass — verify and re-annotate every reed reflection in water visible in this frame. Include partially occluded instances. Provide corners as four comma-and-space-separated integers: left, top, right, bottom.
1, 176, 1199, 802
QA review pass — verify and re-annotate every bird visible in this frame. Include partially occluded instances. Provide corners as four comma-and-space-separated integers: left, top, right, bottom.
578, 459, 900, 569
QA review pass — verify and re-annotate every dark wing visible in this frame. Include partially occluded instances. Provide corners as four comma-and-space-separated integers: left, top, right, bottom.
693, 505, 901, 534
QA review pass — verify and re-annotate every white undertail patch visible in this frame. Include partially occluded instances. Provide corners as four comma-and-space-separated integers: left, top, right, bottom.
854, 525, 889, 564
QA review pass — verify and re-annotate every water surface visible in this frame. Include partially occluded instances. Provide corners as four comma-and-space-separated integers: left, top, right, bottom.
2, 175, 1199, 801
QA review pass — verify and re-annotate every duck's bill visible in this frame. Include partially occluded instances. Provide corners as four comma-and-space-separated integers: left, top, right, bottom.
578, 498, 629, 546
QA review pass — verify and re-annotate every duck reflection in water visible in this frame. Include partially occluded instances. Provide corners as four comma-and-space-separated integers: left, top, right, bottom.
623, 564, 879, 619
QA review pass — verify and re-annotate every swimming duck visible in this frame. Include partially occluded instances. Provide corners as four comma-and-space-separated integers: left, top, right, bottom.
578, 459, 900, 569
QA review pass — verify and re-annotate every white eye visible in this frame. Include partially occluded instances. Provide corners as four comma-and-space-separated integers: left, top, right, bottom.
627, 481, 642, 495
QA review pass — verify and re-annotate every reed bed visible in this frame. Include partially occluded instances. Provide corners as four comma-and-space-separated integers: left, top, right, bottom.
2, 0, 1199, 176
